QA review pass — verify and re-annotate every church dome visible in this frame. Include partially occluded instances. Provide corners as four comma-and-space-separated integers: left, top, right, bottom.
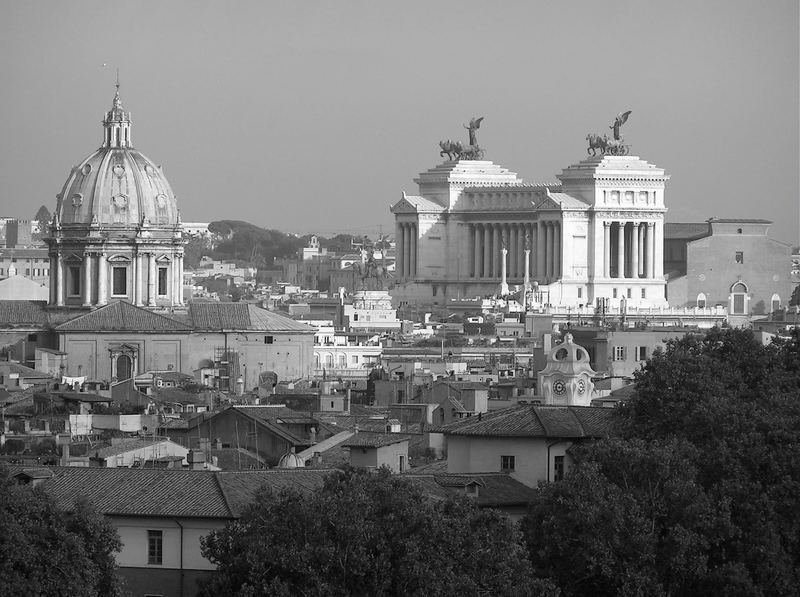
54, 85, 179, 228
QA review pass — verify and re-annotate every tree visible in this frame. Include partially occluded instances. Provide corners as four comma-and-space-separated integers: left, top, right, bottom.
0, 469, 124, 596
33, 205, 51, 223
522, 328, 800, 596
200, 467, 555, 597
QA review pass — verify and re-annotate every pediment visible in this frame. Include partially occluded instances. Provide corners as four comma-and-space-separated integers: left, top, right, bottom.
155, 254, 172, 263
107, 254, 132, 263
391, 198, 419, 214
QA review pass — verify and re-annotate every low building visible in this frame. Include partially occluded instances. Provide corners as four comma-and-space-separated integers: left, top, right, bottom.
343, 433, 409, 473
434, 404, 613, 487
87, 437, 189, 468
34, 466, 331, 597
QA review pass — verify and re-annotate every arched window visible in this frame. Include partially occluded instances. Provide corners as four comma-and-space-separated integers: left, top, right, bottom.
314, 353, 320, 369
324, 354, 334, 368
696, 293, 707, 309
771, 293, 781, 313
338, 354, 347, 368
730, 282, 748, 315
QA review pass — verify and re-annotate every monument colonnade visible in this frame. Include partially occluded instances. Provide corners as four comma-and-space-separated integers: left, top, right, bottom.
465, 221, 561, 281
602, 219, 657, 279
49, 249, 184, 307
395, 221, 417, 279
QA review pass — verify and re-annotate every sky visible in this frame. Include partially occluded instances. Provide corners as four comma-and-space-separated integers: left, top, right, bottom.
0, 1, 798, 244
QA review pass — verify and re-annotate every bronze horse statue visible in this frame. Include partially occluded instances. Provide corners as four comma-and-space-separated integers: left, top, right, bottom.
350, 257, 391, 290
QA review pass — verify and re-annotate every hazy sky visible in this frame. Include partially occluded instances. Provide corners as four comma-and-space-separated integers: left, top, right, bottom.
1, 1, 797, 243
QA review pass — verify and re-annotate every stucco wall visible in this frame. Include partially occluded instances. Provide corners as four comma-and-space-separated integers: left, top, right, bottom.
446, 435, 572, 487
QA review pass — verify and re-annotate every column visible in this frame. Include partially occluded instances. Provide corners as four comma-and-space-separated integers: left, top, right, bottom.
48, 256, 57, 304
148, 253, 156, 306
637, 224, 645, 277
134, 252, 143, 305
403, 224, 411, 278
175, 253, 183, 305
409, 223, 417, 278
82, 252, 92, 307
653, 221, 663, 278
473, 225, 481, 278
544, 222, 552, 279
170, 257, 178, 306
631, 222, 639, 281
395, 222, 403, 280
536, 221, 545, 280
500, 247, 509, 295
483, 225, 491, 278
616, 222, 626, 279
646, 222, 655, 278
55, 256, 64, 306
97, 253, 107, 306
492, 224, 500, 278
510, 225, 518, 279
603, 222, 611, 278
523, 247, 531, 290
554, 222, 561, 279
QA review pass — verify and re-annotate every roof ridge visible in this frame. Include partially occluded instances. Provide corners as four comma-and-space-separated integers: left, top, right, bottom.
212, 472, 236, 517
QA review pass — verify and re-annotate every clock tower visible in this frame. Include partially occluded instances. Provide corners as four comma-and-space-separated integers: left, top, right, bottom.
538, 333, 597, 406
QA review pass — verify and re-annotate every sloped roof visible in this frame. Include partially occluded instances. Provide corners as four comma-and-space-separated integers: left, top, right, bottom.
188, 302, 314, 333
664, 223, 710, 241
432, 405, 614, 438
40, 466, 333, 519
403, 473, 537, 507
548, 192, 590, 209
0, 300, 50, 327
342, 433, 410, 448
91, 438, 179, 459
55, 301, 191, 332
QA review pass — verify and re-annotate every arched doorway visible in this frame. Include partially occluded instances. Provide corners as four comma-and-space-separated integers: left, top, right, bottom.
116, 355, 132, 380
730, 281, 748, 315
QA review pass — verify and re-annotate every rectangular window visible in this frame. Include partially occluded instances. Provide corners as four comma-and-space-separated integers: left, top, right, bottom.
68, 266, 81, 296
735, 251, 744, 264
265, 335, 274, 344
554, 455, 565, 481
636, 346, 648, 361
500, 455, 515, 472
112, 267, 127, 295
641, 288, 646, 299
733, 294, 745, 314
577, 287, 582, 299
157, 267, 168, 296
626, 288, 632, 299
25, 268, 30, 276
613, 346, 626, 361
612, 288, 618, 299
147, 530, 163, 565
27, 334, 37, 342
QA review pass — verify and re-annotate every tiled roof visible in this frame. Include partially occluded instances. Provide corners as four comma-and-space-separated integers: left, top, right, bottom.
342, 433, 410, 448
403, 473, 538, 507
55, 301, 191, 332
92, 438, 177, 459
2, 362, 54, 379
433, 405, 614, 438
664, 223, 710, 240
188, 302, 314, 333
0, 300, 50, 327
707, 218, 772, 224
40, 466, 333, 519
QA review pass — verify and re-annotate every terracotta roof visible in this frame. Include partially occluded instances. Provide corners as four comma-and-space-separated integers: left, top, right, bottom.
433, 405, 614, 438
403, 472, 538, 507
0, 300, 50, 327
39, 466, 333, 519
342, 433, 410, 448
188, 302, 314, 333
91, 438, 178, 459
664, 223, 710, 241
55, 301, 191, 332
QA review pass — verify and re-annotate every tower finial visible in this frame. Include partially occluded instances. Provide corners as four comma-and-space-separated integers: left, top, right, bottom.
116, 68, 120, 90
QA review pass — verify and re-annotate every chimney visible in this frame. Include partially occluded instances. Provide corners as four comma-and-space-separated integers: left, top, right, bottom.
60, 442, 70, 466
23, 420, 30, 433
312, 451, 322, 467
43, 420, 50, 434
187, 449, 205, 470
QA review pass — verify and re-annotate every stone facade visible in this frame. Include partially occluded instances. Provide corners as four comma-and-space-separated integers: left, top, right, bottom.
665, 219, 792, 322
391, 155, 668, 310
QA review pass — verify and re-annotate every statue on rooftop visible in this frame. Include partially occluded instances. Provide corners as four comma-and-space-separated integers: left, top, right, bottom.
586, 111, 631, 156
439, 116, 485, 161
